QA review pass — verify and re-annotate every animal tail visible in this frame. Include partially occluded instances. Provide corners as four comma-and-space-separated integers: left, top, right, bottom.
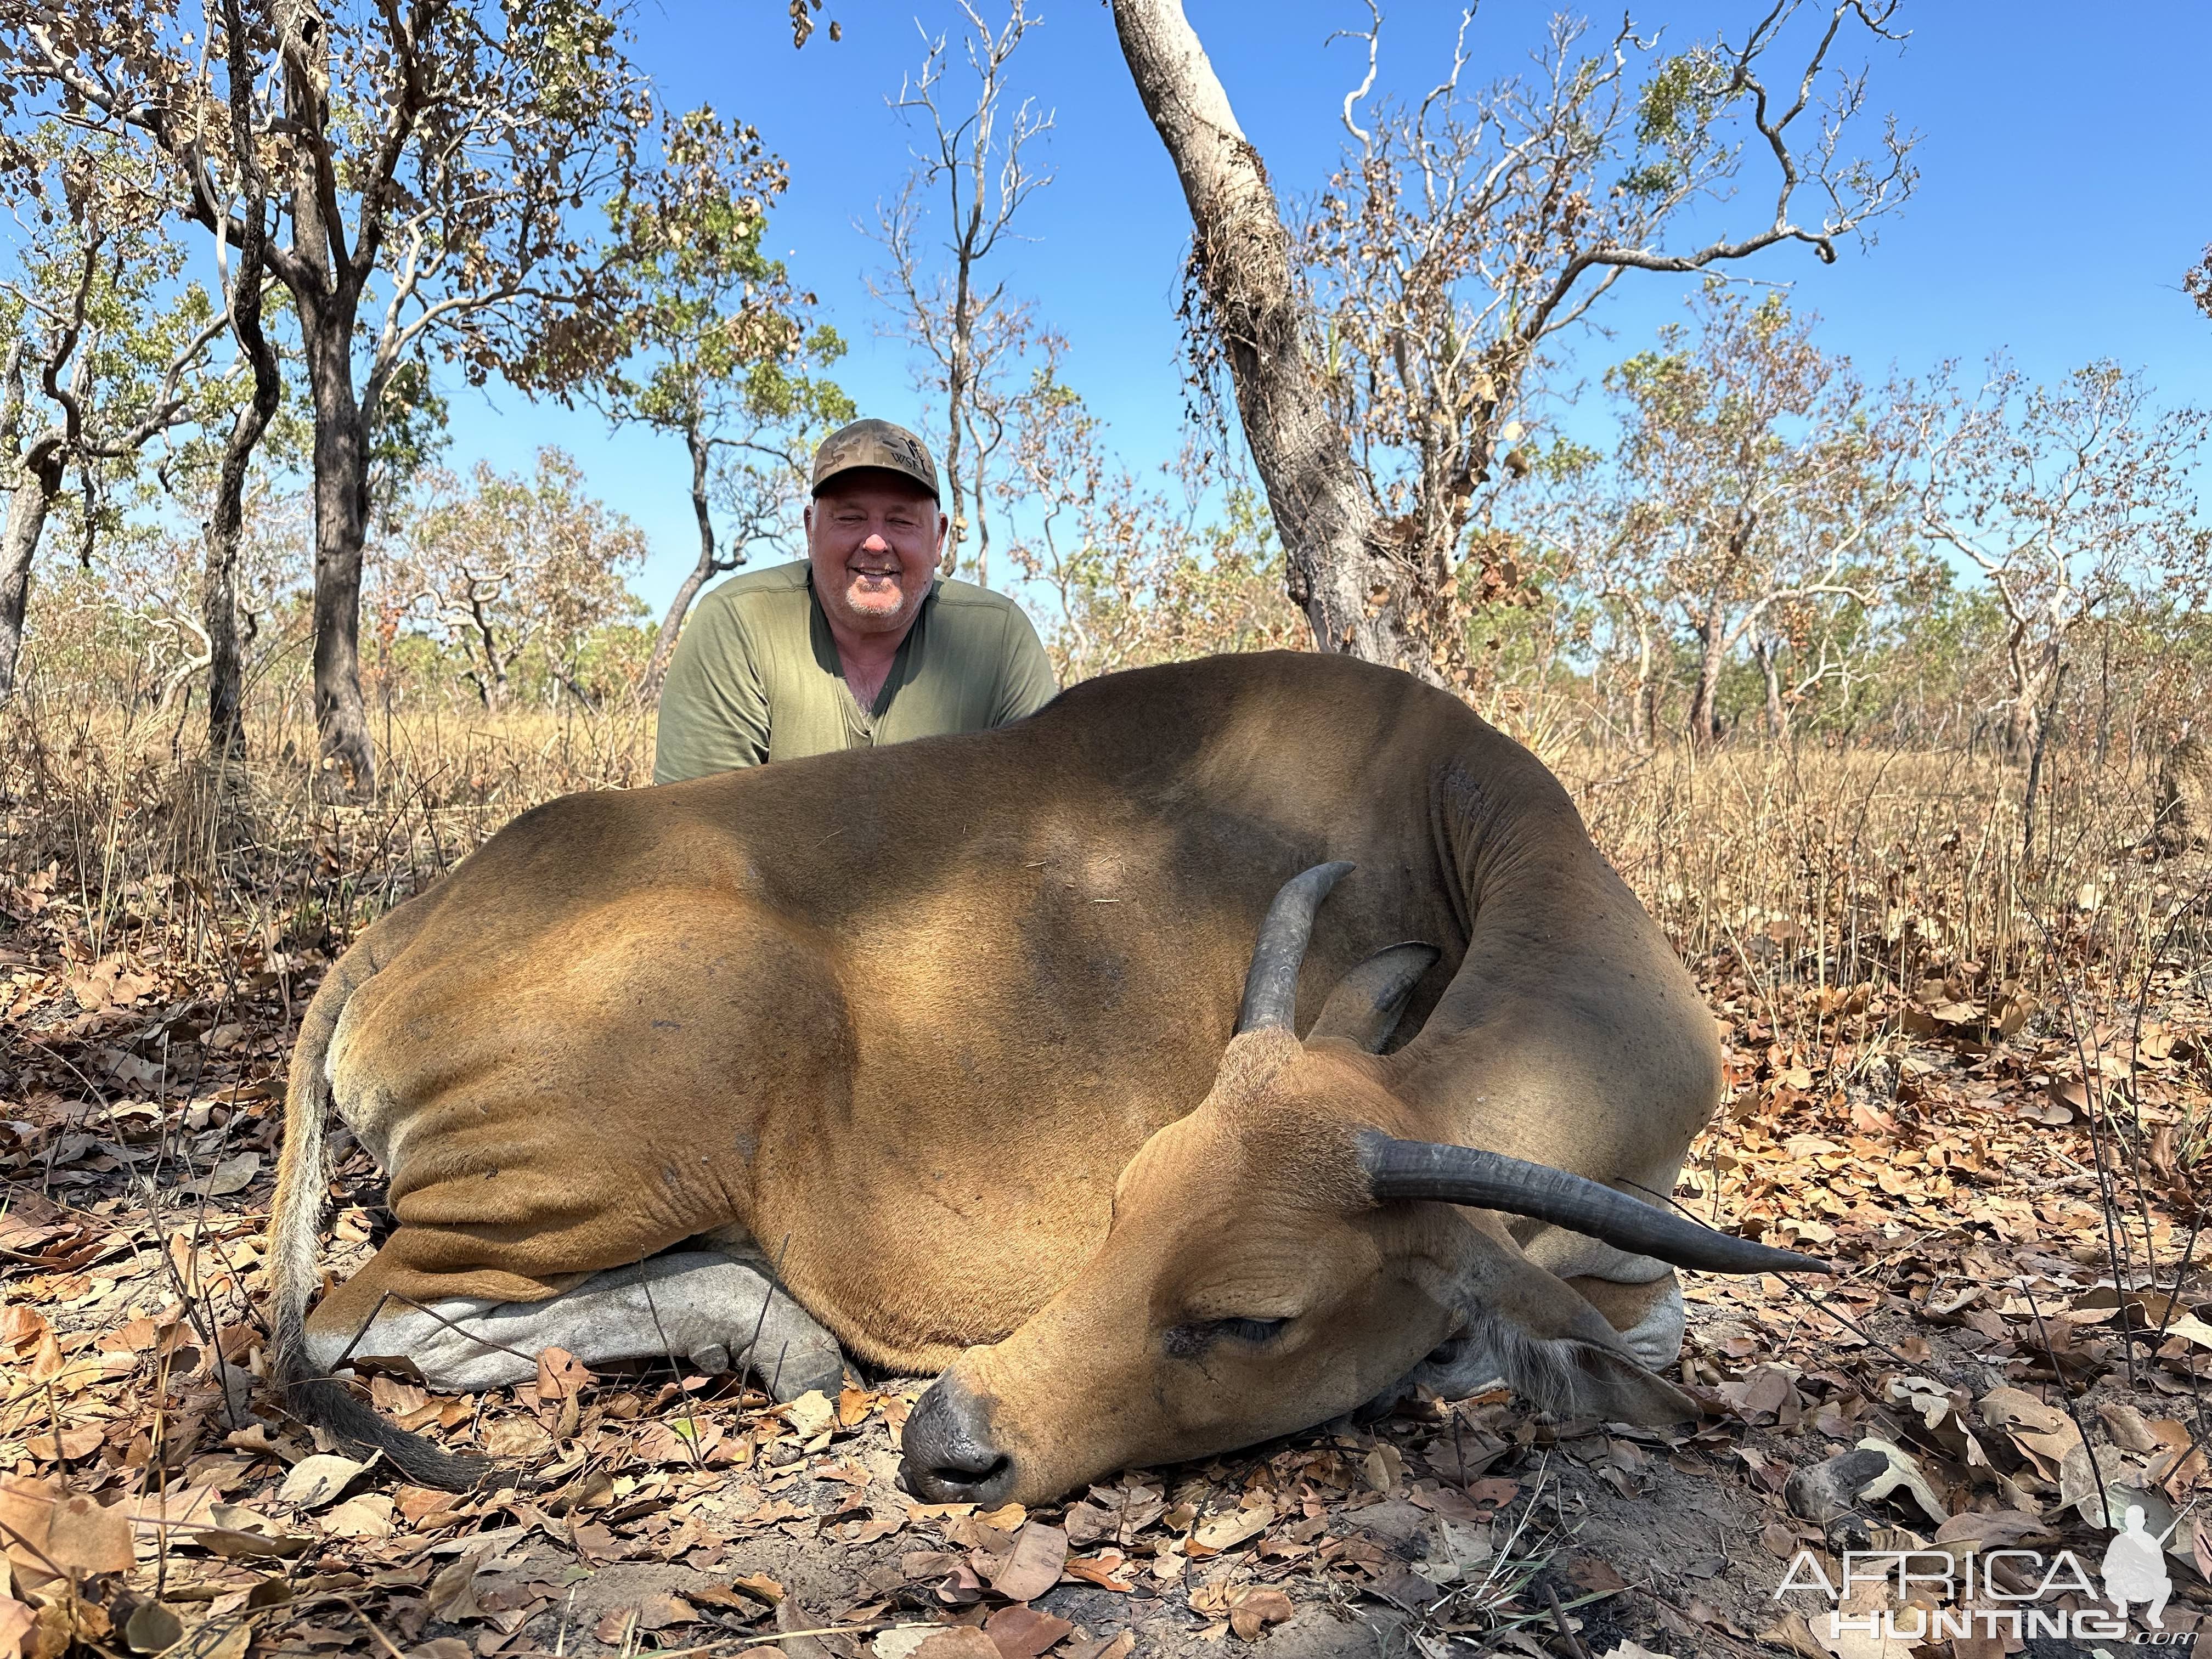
269, 947, 488, 1490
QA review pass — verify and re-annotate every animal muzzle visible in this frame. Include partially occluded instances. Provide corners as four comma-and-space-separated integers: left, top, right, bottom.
899, 1374, 1018, 1505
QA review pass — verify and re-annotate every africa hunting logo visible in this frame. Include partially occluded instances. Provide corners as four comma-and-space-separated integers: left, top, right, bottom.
1773, 1505, 2192, 1645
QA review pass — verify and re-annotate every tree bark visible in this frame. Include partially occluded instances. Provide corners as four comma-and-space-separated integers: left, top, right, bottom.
205, 286, 281, 761
204, 419, 258, 759
301, 308, 376, 797
465, 589, 506, 712
941, 244, 974, 579
202, 0, 281, 763
1628, 613, 1655, 752
643, 421, 721, 700
278, 0, 377, 799
1108, 0, 1435, 681
1753, 637, 1789, 741
1687, 628, 1726, 751
0, 436, 63, 704
2002, 636, 2058, 765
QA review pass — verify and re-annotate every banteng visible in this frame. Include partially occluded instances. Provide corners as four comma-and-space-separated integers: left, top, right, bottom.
268, 653, 1820, 1497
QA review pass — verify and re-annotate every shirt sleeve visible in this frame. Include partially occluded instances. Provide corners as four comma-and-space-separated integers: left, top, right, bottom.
653, 597, 773, 783
990, 601, 1060, 727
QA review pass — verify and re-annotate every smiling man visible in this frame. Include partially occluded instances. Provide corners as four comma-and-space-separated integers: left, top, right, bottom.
653, 419, 1058, 782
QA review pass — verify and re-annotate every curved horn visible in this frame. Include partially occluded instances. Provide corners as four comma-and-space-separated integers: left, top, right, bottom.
1308, 942, 1441, 1052
1235, 861, 1355, 1034
1358, 1131, 1828, 1276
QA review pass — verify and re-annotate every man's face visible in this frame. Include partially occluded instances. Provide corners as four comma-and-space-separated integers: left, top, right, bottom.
805, 471, 946, 637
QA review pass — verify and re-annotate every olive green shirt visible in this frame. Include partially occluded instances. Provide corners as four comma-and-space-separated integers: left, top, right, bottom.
653, 561, 1058, 783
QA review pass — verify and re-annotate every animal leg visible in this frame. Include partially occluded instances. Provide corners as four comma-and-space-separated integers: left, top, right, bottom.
303, 1252, 844, 1400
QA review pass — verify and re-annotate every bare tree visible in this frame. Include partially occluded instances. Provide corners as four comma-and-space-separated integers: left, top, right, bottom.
1109, 0, 1915, 682
1914, 359, 2212, 760
871, 0, 1053, 585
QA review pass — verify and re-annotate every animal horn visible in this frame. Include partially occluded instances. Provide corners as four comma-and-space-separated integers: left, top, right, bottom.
1236, 861, 1356, 1034
1358, 1131, 1829, 1276
1308, 942, 1441, 1052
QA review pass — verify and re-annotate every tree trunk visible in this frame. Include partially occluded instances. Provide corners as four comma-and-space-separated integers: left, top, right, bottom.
204, 0, 280, 764
1628, 613, 1655, 752
2004, 651, 2057, 765
301, 310, 376, 798
1108, 0, 1435, 682
643, 423, 721, 701
205, 302, 280, 763
2004, 692, 2038, 764
468, 597, 506, 713
1998, 622, 2061, 765
941, 257, 973, 579
1753, 637, 1788, 741
281, 1, 376, 799
969, 409, 991, 588
2021, 662, 2068, 858
0, 437, 63, 704
204, 433, 253, 760
1686, 630, 1726, 751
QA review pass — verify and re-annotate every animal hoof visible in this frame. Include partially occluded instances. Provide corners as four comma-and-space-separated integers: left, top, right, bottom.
765, 1345, 845, 1403
1784, 1447, 1892, 1551
691, 1344, 732, 1375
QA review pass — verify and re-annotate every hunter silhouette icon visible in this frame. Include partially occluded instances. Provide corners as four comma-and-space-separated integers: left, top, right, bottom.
2101, 1503, 2175, 1627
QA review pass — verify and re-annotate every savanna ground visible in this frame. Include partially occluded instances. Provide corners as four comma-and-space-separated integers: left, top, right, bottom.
5, 682, 2212, 1659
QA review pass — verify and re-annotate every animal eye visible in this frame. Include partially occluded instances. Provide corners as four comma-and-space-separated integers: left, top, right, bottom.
1165, 1316, 1289, 1359
1216, 1316, 1288, 1344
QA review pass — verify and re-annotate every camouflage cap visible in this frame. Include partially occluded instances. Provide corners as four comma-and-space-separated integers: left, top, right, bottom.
811, 419, 941, 501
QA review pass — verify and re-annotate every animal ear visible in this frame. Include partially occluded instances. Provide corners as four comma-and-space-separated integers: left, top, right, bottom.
1307, 943, 1440, 1052
1519, 1334, 1701, 1424
1416, 1220, 1700, 1426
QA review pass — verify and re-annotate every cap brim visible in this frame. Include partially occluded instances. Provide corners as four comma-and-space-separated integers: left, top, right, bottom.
811, 463, 940, 501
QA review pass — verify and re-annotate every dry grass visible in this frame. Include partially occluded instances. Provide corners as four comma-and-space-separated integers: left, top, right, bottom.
11, 686, 2196, 976
1, 683, 654, 962
1580, 741, 2207, 992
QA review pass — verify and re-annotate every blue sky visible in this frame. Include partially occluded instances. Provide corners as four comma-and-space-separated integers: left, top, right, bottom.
449, 1, 2212, 615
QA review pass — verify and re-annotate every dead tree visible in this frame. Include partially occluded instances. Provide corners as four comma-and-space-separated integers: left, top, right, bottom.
873, 0, 1053, 585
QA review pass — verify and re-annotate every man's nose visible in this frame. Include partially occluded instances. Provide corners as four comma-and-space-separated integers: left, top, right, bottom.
860, 531, 893, 553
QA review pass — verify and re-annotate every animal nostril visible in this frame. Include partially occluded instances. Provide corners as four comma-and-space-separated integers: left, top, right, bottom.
899, 1375, 1015, 1502
927, 1449, 1010, 1493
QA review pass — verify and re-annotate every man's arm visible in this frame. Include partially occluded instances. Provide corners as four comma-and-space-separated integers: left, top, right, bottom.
653, 599, 773, 783
990, 602, 1059, 727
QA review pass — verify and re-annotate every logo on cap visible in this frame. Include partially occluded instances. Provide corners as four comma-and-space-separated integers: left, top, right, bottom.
812, 419, 940, 500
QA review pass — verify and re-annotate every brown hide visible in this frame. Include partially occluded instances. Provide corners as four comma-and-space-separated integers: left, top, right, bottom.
279, 652, 1717, 1395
